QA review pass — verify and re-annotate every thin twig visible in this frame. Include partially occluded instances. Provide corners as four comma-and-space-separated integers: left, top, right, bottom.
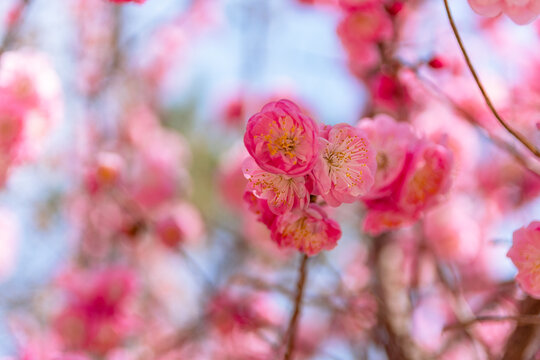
442, 0, 540, 158
412, 69, 540, 177
445, 314, 540, 331
283, 254, 309, 360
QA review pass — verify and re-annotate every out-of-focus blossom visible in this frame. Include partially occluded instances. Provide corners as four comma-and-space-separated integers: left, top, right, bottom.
0, 50, 62, 185
468, 0, 540, 25
424, 195, 483, 262
84, 151, 125, 193
244, 99, 319, 176
358, 114, 416, 197
154, 202, 204, 248
312, 123, 376, 206
359, 115, 454, 235
54, 267, 138, 356
243, 157, 310, 215
507, 221, 540, 298
271, 204, 341, 256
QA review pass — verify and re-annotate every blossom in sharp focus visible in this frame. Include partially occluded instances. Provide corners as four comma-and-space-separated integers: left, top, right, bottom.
271, 204, 341, 256
243, 157, 310, 215
244, 99, 319, 176
312, 123, 376, 206
507, 221, 540, 298
468, 0, 540, 25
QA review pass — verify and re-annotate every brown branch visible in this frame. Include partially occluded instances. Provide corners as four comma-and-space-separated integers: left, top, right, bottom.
442, 0, 540, 158
502, 297, 540, 360
445, 314, 540, 331
283, 254, 309, 360
411, 69, 540, 178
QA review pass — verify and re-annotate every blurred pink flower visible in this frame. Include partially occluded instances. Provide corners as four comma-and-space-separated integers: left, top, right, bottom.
313, 123, 376, 206
54, 267, 138, 355
360, 116, 454, 235
507, 221, 540, 298
244, 99, 319, 176
271, 204, 341, 256
154, 202, 204, 248
468, 0, 540, 25
358, 114, 416, 197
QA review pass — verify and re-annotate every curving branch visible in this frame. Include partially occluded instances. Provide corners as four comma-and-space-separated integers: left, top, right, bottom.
443, 0, 540, 158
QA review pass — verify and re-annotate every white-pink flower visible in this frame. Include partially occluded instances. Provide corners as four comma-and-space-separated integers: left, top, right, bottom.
312, 123, 376, 206
243, 157, 310, 215
271, 204, 341, 256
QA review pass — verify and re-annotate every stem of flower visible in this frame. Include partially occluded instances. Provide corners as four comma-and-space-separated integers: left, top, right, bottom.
283, 254, 309, 360
442, 0, 540, 158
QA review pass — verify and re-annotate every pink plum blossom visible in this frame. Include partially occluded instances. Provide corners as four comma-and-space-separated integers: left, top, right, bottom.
360, 117, 454, 235
507, 221, 540, 298
243, 157, 310, 214
244, 99, 319, 176
468, 0, 540, 25
398, 140, 454, 215
358, 114, 417, 197
312, 123, 376, 206
271, 204, 341, 256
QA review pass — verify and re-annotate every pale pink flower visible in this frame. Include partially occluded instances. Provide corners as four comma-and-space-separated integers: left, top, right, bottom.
154, 202, 204, 248
468, 0, 540, 25
358, 114, 416, 197
424, 196, 482, 263
271, 204, 341, 256
507, 221, 540, 298
84, 151, 125, 193
243, 157, 310, 215
127, 128, 189, 210
313, 123, 376, 206
244, 99, 319, 176
0, 50, 63, 156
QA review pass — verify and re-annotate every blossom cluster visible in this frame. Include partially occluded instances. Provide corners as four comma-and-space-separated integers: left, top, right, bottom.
243, 101, 454, 255
243, 100, 354, 256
